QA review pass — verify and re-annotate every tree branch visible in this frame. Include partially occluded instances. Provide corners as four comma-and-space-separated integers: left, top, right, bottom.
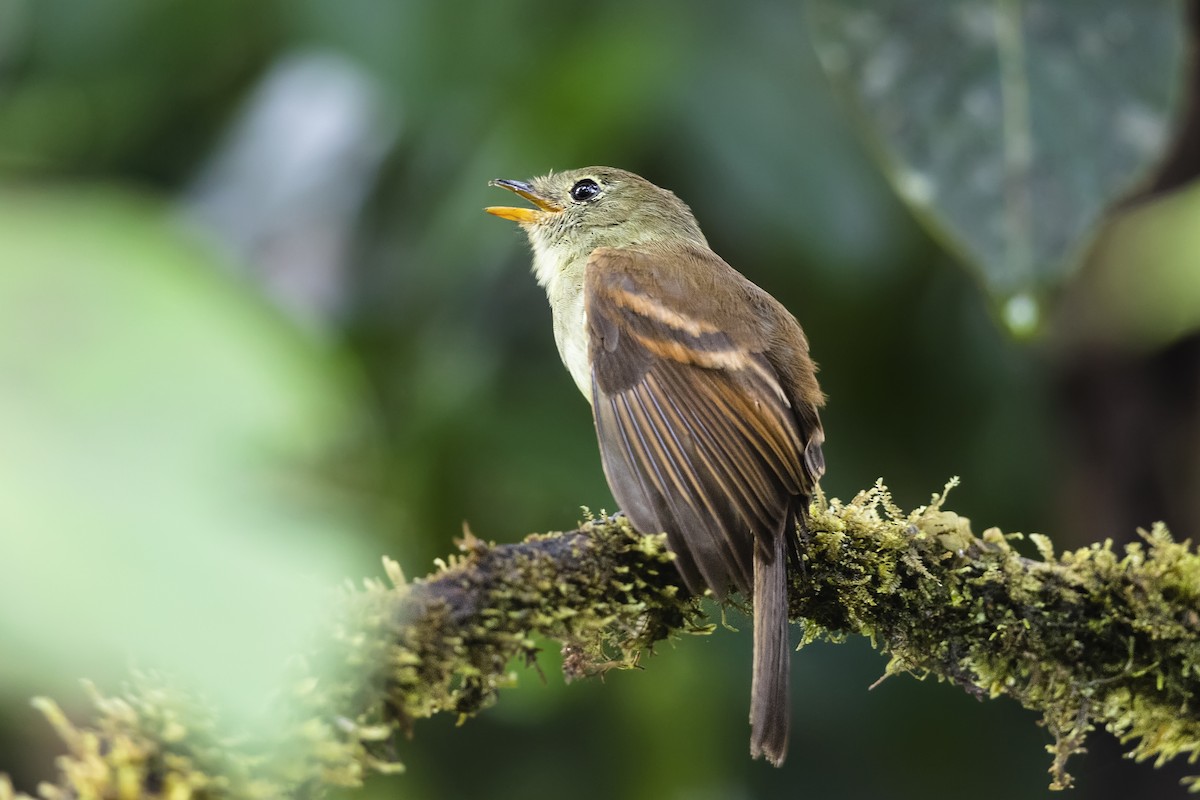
5, 481, 1200, 798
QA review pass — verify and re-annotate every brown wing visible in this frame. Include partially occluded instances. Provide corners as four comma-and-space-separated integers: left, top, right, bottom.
585, 246, 824, 598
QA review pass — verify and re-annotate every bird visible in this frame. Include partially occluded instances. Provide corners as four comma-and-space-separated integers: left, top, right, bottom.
485, 166, 825, 766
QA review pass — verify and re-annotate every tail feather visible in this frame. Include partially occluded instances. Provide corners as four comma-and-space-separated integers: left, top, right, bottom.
749, 524, 790, 766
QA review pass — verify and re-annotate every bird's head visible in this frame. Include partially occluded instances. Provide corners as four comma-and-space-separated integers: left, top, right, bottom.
486, 167, 707, 259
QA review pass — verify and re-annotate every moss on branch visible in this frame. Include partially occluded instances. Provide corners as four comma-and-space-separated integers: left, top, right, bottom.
5, 481, 1200, 798
799, 481, 1200, 790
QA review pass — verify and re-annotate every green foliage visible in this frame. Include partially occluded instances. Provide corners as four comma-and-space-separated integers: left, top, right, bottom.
0, 187, 372, 711
1063, 180, 1200, 349
808, 0, 1185, 334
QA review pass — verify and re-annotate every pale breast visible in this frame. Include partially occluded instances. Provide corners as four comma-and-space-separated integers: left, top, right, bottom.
532, 244, 593, 402
553, 290, 592, 400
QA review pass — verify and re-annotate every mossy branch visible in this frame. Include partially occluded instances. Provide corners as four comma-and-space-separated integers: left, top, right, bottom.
5, 480, 1200, 798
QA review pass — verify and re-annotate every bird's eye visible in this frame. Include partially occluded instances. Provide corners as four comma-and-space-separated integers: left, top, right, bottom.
569, 179, 601, 203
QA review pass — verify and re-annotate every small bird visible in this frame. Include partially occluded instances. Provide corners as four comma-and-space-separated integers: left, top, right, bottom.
486, 167, 825, 766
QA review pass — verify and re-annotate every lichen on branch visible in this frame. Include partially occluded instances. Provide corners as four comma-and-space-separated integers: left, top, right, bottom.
4, 481, 1200, 798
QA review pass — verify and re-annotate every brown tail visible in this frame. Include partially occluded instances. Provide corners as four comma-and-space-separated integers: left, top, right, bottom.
749, 522, 790, 766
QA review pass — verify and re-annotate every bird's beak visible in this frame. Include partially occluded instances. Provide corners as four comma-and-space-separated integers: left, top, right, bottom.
485, 179, 564, 224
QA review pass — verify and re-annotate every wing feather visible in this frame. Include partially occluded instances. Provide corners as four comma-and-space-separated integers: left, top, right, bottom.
653, 368, 778, 533
636, 378, 752, 588
585, 246, 823, 597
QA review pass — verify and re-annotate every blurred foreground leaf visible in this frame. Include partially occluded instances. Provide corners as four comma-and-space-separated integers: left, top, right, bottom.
808, 0, 1185, 335
0, 186, 370, 719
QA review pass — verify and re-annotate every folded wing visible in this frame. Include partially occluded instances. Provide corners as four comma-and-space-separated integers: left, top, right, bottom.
585, 246, 823, 597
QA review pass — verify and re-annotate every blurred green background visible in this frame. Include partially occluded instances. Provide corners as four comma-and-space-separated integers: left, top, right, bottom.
2, 1, 1198, 798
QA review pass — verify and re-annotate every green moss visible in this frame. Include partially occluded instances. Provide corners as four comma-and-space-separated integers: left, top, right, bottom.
800, 481, 1200, 790
7, 483, 1199, 796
